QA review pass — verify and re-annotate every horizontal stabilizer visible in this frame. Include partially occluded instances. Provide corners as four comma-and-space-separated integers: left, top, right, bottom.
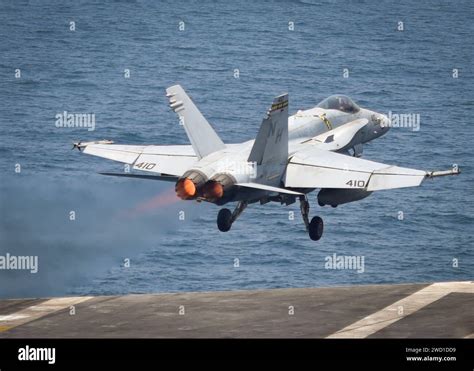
237, 182, 303, 195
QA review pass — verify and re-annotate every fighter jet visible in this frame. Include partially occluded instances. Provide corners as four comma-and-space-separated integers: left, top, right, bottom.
75, 85, 459, 241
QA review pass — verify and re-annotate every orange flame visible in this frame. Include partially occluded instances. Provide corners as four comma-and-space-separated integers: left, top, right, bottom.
175, 178, 196, 200
202, 181, 224, 200
118, 187, 180, 219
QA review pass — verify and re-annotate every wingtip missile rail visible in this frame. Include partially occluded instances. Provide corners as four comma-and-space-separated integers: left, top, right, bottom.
72, 140, 114, 151
426, 167, 461, 178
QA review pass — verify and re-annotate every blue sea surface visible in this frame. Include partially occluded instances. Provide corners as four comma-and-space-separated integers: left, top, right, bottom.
0, 0, 473, 298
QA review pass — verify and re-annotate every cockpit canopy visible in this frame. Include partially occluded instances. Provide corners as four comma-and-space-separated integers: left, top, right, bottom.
317, 95, 360, 113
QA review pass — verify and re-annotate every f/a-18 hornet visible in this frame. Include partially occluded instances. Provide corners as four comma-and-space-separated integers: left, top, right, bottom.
74, 85, 459, 241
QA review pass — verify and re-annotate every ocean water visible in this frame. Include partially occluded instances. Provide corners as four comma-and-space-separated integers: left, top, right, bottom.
0, 0, 473, 299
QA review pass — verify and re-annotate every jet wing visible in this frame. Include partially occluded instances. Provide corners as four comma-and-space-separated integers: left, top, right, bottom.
80, 143, 197, 177
82, 144, 146, 164
285, 147, 459, 191
237, 182, 303, 196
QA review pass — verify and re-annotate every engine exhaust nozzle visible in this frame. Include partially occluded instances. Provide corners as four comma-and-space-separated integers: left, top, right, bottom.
175, 178, 196, 200
175, 170, 208, 200
202, 181, 224, 200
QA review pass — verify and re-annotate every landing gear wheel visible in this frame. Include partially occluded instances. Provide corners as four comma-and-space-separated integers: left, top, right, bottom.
308, 216, 324, 241
217, 208, 232, 232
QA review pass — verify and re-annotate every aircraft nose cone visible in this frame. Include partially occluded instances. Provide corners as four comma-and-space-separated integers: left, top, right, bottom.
380, 114, 391, 130
372, 114, 390, 134
368, 113, 390, 140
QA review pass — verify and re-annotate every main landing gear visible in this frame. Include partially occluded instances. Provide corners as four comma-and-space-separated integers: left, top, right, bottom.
299, 196, 324, 241
216, 197, 323, 241
217, 201, 247, 232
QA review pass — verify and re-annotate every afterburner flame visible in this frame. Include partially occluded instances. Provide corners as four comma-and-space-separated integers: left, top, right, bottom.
202, 181, 224, 200
175, 178, 196, 199
116, 188, 180, 219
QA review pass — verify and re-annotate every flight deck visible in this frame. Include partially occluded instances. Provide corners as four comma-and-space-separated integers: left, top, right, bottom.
0, 281, 472, 338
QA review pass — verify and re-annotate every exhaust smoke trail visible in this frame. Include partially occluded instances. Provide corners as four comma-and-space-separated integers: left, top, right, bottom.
0, 175, 192, 299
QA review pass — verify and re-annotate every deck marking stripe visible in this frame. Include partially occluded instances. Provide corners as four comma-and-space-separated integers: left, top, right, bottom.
326, 281, 473, 338
0, 314, 29, 321
0, 296, 93, 333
